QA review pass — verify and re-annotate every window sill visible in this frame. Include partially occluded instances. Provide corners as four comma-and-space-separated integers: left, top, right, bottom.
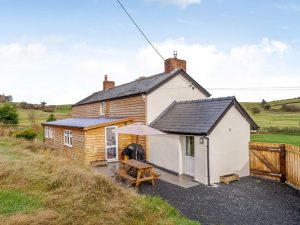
64, 144, 73, 148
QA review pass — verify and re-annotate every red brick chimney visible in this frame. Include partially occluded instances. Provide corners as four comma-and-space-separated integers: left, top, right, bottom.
164, 51, 186, 73
103, 75, 115, 90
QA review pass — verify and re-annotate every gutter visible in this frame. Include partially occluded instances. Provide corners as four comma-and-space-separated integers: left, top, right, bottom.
201, 135, 211, 186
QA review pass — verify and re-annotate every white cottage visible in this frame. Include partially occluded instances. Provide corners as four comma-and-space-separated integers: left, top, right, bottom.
43, 53, 258, 185
149, 97, 258, 184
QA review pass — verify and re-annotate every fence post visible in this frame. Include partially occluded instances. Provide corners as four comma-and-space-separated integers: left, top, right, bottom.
279, 144, 286, 183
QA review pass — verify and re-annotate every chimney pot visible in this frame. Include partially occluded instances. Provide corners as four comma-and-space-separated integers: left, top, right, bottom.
164, 51, 186, 73
103, 75, 115, 90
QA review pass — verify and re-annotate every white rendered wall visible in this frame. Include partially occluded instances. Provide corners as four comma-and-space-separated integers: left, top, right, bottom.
148, 134, 183, 174
208, 106, 250, 184
146, 74, 207, 124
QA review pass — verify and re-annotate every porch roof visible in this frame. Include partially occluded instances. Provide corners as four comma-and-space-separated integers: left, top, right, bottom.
42, 117, 130, 130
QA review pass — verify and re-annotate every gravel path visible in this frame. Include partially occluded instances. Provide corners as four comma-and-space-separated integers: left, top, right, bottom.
139, 177, 300, 225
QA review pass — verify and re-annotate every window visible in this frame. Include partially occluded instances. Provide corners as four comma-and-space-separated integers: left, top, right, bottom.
45, 127, 54, 139
64, 130, 72, 147
100, 102, 106, 116
186, 136, 195, 157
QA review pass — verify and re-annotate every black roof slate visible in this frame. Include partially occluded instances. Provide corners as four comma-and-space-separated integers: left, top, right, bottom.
150, 96, 258, 135
74, 69, 210, 106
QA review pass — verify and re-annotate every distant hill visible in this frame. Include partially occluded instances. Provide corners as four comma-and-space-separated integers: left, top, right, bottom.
241, 97, 300, 129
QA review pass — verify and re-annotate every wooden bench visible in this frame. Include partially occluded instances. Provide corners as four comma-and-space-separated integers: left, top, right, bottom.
113, 169, 137, 185
152, 171, 160, 179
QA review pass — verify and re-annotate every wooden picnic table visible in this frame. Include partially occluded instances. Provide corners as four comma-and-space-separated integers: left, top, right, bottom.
114, 159, 160, 187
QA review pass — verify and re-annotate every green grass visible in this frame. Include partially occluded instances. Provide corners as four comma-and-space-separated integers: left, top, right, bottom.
0, 190, 41, 215
251, 134, 300, 146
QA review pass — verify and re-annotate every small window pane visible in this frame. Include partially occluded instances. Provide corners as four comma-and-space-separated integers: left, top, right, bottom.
186, 136, 195, 157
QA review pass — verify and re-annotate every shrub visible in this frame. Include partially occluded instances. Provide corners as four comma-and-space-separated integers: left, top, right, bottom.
0, 103, 18, 125
250, 107, 261, 115
47, 114, 56, 122
263, 104, 271, 110
15, 129, 37, 140
281, 104, 300, 112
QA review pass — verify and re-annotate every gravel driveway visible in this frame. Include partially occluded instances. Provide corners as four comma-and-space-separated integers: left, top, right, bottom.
139, 177, 300, 225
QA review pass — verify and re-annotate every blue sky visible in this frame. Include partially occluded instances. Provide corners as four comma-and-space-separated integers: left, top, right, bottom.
0, 0, 299, 104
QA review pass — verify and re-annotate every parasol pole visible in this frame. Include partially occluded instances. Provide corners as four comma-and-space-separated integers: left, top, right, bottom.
135, 135, 139, 160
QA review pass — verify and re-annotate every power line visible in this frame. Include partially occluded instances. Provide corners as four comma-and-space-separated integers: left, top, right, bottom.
207, 86, 300, 91
115, 0, 165, 61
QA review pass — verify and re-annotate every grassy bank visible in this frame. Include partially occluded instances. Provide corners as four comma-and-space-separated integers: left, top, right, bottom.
251, 133, 300, 147
0, 137, 198, 225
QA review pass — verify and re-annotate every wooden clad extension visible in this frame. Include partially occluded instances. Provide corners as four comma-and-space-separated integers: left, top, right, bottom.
249, 142, 300, 190
44, 119, 133, 164
72, 102, 101, 117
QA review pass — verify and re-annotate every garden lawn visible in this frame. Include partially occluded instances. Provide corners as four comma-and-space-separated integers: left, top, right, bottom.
251, 133, 300, 147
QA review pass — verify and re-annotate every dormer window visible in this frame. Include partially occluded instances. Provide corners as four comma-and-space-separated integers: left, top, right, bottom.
100, 102, 106, 116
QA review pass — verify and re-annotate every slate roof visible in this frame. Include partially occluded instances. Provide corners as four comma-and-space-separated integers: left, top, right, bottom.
42, 117, 128, 129
74, 69, 210, 106
150, 96, 258, 135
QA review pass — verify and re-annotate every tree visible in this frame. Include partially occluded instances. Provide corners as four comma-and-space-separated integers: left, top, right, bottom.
5, 95, 13, 102
0, 103, 19, 125
46, 114, 56, 122
261, 99, 267, 106
41, 101, 47, 108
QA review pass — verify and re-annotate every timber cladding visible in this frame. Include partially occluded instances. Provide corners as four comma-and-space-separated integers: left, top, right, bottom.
44, 120, 133, 164
45, 125, 86, 161
72, 102, 101, 117
106, 95, 147, 153
85, 121, 133, 162
249, 142, 300, 190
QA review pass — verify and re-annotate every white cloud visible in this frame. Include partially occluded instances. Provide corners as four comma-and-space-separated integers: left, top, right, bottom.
147, 0, 201, 8
0, 38, 298, 105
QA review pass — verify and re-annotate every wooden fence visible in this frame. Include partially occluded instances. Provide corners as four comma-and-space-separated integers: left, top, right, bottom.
249, 142, 300, 190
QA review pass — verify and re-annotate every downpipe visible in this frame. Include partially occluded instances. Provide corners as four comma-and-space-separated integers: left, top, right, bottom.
202, 136, 211, 186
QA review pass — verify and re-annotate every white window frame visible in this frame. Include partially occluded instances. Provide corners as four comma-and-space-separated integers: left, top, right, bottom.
45, 126, 54, 139
64, 130, 72, 147
100, 101, 106, 116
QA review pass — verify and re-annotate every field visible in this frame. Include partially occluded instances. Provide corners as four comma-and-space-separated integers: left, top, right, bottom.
17, 104, 72, 126
241, 98, 300, 129
241, 98, 300, 146
0, 137, 198, 225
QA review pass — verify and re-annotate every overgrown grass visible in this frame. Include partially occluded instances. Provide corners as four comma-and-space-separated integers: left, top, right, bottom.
251, 133, 300, 147
0, 137, 198, 225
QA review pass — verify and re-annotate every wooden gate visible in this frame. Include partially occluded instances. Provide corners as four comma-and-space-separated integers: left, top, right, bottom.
250, 142, 300, 190
249, 142, 285, 182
